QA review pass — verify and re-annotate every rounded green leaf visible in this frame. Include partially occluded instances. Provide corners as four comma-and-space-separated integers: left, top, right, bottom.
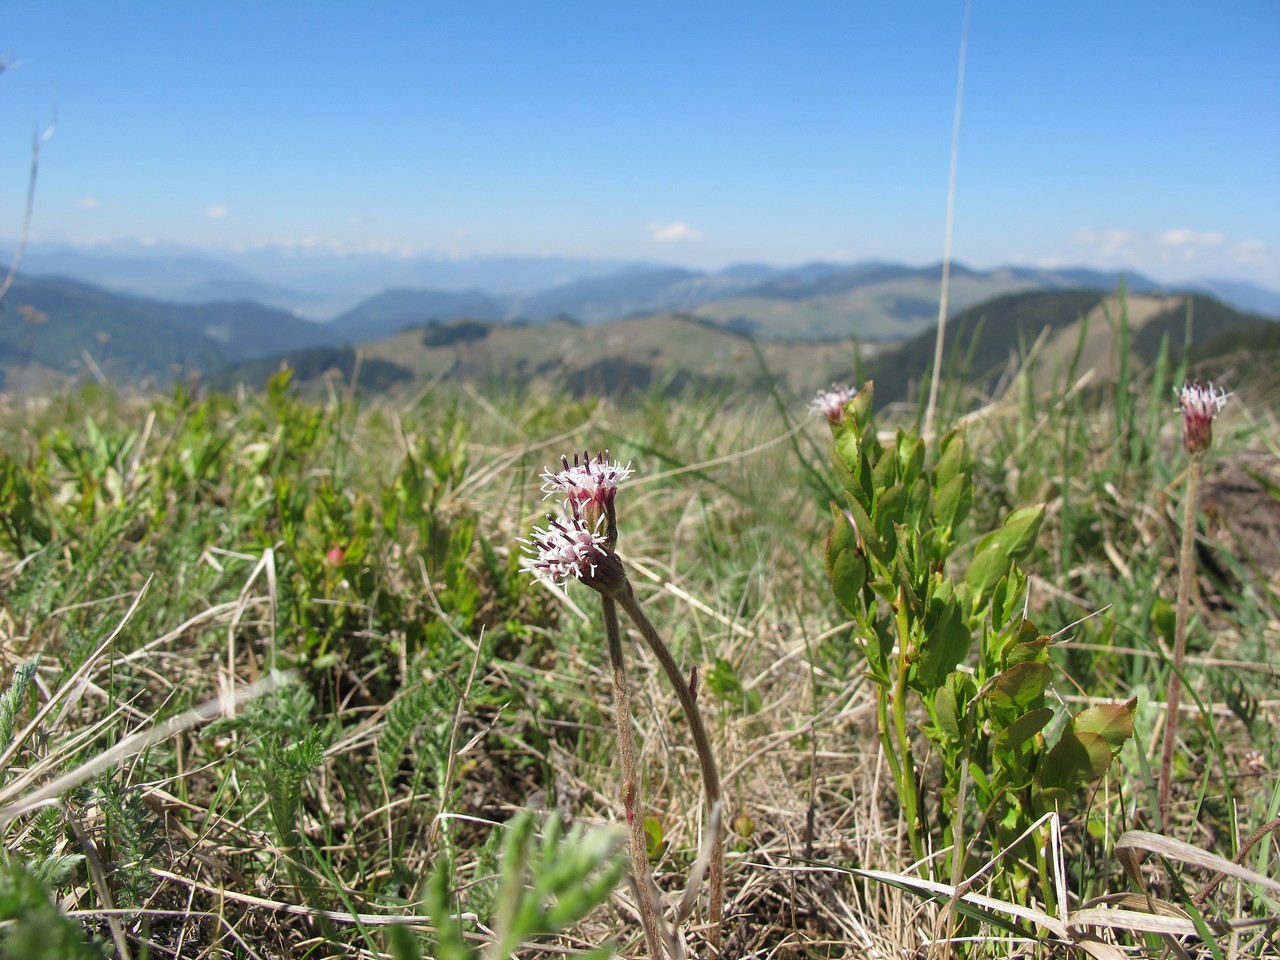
1038, 730, 1113, 792
986, 661, 1051, 712
826, 507, 867, 615
1071, 698, 1137, 748
996, 706, 1053, 754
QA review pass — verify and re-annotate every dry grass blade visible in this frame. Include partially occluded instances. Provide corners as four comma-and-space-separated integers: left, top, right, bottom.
1115, 829, 1280, 898
846, 866, 1128, 959
1070, 904, 1275, 938
0, 575, 153, 774
0, 672, 289, 824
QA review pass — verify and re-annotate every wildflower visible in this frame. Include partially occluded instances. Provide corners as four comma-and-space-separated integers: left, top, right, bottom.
519, 511, 612, 587
809, 384, 858, 424
1177, 380, 1229, 456
541, 451, 634, 529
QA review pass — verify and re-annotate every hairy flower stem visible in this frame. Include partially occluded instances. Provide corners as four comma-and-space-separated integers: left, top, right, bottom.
1158, 453, 1203, 829
616, 583, 724, 953
602, 595, 665, 960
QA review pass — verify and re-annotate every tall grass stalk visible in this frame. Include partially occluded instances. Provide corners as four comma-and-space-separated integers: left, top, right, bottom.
922, 0, 972, 441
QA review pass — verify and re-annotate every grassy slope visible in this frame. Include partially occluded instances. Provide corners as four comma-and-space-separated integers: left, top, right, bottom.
353, 313, 881, 400
866, 290, 1280, 407
692, 273, 1039, 340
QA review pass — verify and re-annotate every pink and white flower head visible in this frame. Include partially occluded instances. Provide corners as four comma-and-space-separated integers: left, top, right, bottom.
1177, 380, 1230, 456
519, 511, 611, 587
809, 384, 858, 424
540, 451, 634, 531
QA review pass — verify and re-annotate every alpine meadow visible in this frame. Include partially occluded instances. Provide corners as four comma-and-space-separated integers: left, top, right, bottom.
2, 4, 1280, 957
0, 296, 1278, 957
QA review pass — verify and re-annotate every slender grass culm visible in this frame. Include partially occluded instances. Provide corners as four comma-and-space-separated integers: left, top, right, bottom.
521, 452, 724, 958
1158, 380, 1230, 829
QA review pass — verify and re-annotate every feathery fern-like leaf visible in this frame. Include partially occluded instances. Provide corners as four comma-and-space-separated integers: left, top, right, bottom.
0, 659, 38, 756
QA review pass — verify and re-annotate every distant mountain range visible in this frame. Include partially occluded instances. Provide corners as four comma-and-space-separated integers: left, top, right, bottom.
6, 242, 1280, 323
1, 245, 1278, 393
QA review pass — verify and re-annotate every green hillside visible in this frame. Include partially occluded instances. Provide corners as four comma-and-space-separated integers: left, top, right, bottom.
864, 290, 1280, 407
0, 275, 332, 389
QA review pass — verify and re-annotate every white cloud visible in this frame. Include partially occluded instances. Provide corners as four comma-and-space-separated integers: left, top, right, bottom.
648, 220, 702, 243
79, 196, 100, 209
1073, 227, 1138, 258
1157, 228, 1228, 263
205, 204, 228, 219
1058, 225, 1276, 283
224, 236, 422, 258
1157, 227, 1223, 249
1228, 238, 1269, 266
1159, 228, 1224, 248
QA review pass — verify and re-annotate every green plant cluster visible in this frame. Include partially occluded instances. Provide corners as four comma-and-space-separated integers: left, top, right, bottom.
0, 370, 563, 955
417, 813, 624, 960
825, 383, 1135, 913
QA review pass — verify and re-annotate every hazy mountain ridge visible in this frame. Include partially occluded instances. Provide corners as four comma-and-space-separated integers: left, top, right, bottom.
8, 242, 1277, 322
327, 288, 510, 342
2, 249, 1278, 394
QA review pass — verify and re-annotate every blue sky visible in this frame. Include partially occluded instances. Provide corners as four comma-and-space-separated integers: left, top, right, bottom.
2, 1, 1278, 285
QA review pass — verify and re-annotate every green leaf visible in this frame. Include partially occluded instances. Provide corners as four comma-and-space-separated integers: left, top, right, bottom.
995, 504, 1046, 562
968, 762, 990, 794
842, 492, 886, 566
930, 679, 961, 742
1038, 730, 1113, 793
874, 484, 908, 554
966, 545, 1011, 606
826, 507, 866, 615
913, 594, 971, 691
985, 662, 1051, 712
873, 441, 898, 491
932, 472, 972, 534
966, 505, 1045, 605
1071, 698, 1137, 748
1001, 621, 1050, 669
934, 429, 970, 488
834, 430, 874, 511
896, 432, 926, 488
643, 817, 665, 860
905, 474, 932, 530
996, 706, 1053, 754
